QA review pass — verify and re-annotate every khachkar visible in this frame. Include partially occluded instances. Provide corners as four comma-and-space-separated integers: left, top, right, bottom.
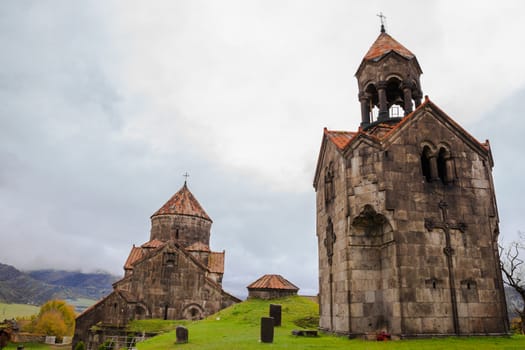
313, 25, 509, 338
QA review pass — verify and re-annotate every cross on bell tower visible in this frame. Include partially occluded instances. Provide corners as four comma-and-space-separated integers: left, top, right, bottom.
183, 172, 190, 185
377, 12, 386, 33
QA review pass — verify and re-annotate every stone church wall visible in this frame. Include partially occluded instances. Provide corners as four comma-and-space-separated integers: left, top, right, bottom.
381, 110, 507, 335
316, 108, 508, 337
150, 214, 211, 247
73, 292, 133, 350
125, 245, 226, 320
345, 142, 398, 336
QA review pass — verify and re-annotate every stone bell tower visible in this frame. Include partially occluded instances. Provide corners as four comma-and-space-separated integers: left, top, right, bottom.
313, 26, 508, 338
355, 25, 423, 127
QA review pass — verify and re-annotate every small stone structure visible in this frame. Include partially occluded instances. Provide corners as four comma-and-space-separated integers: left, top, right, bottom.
73, 182, 240, 350
247, 274, 299, 300
313, 26, 509, 337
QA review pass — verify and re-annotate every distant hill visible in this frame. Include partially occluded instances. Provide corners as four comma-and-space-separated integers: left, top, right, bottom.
0, 262, 119, 305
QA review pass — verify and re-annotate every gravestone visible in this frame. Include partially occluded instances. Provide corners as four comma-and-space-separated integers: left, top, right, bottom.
269, 304, 282, 326
260, 317, 274, 343
175, 326, 188, 344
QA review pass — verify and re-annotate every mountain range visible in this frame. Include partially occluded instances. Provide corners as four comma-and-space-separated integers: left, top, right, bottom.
0, 262, 119, 305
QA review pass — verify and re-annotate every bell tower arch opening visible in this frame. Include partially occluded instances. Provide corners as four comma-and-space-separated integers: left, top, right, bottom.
355, 27, 423, 128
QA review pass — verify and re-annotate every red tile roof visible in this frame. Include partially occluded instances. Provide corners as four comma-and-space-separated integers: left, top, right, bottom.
208, 251, 225, 274
151, 182, 212, 221
247, 274, 299, 291
324, 129, 357, 150
141, 238, 165, 249
124, 246, 143, 270
363, 32, 415, 61
186, 242, 211, 252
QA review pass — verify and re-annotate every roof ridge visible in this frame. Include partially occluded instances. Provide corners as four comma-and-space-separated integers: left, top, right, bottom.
151, 183, 211, 221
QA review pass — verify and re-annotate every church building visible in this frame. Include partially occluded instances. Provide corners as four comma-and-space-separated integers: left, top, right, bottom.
73, 182, 239, 349
313, 26, 509, 338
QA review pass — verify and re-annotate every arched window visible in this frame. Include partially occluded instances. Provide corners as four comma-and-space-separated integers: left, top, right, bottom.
421, 144, 456, 185
437, 147, 454, 184
421, 146, 432, 182
324, 161, 335, 204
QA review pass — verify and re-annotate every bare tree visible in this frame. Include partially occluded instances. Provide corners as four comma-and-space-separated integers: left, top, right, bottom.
500, 236, 525, 334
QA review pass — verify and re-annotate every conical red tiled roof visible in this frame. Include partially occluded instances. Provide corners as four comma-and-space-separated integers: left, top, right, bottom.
151, 182, 211, 221
363, 32, 415, 61
247, 274, 299, 291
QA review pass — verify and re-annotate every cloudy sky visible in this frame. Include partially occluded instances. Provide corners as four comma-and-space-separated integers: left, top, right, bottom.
1, 1, 524, 298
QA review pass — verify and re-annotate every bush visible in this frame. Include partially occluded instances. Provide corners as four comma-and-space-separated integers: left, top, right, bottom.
74, 341, 85, 350
292, 316, 319, 329
511, 317, 522, 334
98, 340, 113, 350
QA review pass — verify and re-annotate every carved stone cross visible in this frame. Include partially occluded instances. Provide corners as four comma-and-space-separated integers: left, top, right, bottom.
424, 201, 467, 335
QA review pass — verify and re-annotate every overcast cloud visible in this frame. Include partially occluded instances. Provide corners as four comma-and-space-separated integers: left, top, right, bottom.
1, 1, 524, 298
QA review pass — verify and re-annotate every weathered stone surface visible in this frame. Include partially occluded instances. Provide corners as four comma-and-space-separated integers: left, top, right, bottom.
313, 29, 508, 337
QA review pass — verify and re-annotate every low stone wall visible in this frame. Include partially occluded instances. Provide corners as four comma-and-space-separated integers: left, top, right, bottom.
12, 332, 46, 343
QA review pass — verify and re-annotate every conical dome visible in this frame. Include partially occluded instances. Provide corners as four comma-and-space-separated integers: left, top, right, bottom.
149, 182, 212, 246
362, 31, 415, 62
151, 182, 211, 221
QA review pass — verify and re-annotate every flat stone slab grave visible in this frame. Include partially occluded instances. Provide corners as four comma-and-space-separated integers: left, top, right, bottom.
291, 330, 318, 337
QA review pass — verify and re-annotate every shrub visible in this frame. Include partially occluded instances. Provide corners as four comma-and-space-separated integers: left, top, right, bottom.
98, 339, 113, 350
74, 341, 85, 350
292, 316, 319, 329
510, 317, 522, 334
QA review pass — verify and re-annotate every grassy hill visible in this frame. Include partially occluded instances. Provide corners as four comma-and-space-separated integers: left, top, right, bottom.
135, 296, 525, 350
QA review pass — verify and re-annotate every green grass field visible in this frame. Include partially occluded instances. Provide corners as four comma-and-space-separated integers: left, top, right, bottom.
0, 303, 39, 320
134, 296, 525, 350
3, 297, 525, 349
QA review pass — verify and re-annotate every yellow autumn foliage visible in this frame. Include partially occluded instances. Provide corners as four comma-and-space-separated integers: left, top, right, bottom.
32, 300, 76, 337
